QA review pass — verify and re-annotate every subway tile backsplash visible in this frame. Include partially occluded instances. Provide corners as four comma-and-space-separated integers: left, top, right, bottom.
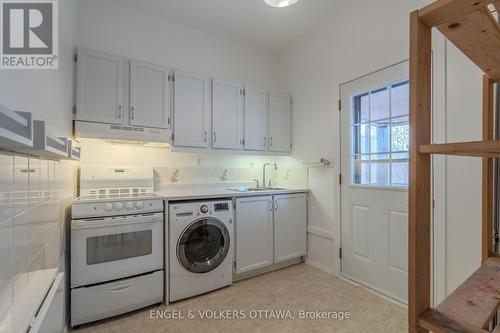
0, 150, 76, 322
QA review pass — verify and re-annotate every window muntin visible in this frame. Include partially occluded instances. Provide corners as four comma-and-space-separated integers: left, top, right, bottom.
351, 80, 409, 187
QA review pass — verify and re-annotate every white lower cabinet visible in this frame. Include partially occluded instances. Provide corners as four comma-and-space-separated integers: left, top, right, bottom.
274, 193, 307, 263
235, 196, 274, 274
235, 193, 307, 275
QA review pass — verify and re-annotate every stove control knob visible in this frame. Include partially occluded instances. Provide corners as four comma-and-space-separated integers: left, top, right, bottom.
125, 202, 134, 210
200, 205, 209, 214
103, 203, 113, 212
135, 201, 144, 209
114, 202, 124, 211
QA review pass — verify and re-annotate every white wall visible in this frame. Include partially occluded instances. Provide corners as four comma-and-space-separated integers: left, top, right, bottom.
76, 0, 278, 90
0, 0, 77, 137
277, 0, 433, 276
276, 0, 483, 300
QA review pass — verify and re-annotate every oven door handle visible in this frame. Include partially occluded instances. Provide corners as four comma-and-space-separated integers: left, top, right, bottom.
72, 212, 163, 230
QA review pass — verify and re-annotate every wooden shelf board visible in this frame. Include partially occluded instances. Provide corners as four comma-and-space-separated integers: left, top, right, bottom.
435, 257, 500, 329
420, 140, 500, 157
418, 0, 494, 27
419, 309, 489, 333
436, 7, 500, 80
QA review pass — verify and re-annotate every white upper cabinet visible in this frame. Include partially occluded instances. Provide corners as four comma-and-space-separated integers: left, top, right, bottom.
212, 80, 244, 150
268, 92, 292, 153
273, 193, 307, 263
244, 86, 268, 151
172, 71, 210, 148
76, 48, 125, 125
129, 61, 171, 129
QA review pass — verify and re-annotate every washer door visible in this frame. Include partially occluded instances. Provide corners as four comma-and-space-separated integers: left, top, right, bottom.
177, 218, 230, 274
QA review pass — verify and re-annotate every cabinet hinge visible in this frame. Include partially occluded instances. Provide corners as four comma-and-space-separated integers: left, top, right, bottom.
74, 53, 77, 62
339, 248, 342, 259
72, 105, 76, 114
338, 100, 342, 111
339, 174, 342, 185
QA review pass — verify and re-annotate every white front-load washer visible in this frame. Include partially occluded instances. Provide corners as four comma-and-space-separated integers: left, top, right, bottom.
169, 200, 233, 302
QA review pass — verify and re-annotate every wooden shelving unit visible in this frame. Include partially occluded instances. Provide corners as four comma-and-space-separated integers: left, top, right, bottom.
409, 1, 500, 332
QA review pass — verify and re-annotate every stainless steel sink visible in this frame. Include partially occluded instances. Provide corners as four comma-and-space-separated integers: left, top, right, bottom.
227, 187, 287, 192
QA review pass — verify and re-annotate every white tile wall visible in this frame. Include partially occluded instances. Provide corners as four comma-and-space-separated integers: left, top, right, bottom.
0, 151, 76, 323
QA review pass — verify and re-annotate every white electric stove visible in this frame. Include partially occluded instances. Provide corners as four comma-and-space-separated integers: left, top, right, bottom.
70, 167, 164, 327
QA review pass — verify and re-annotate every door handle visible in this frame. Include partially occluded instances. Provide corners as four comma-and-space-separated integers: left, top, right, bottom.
274, 200, 278, 211
107, 282, 135, 293
130, 106, 135, 120
270, 137, 273, 147
213, 131, 216, 143
204, 131, 208, 142
264, 137, 267, 147
118, 105, 122, 119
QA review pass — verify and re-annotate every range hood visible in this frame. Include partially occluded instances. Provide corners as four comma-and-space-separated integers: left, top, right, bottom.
74, 121, 171, 148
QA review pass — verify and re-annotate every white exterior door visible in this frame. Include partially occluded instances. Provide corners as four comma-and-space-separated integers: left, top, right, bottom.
212, 80, 244, 150
235, 196, 274, 274
340, 61, 409, 303
274, 193, 307, 263
173, 71, 210, 148
129, 61, 171, 129
269, 92, 292, 153
76, 48, 125, 125
244, 86, 268, 151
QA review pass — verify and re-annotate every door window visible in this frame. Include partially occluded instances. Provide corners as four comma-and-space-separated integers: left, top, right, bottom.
351, 80, 409, 187
178, 218, 230, 274
86, 230, 152, 265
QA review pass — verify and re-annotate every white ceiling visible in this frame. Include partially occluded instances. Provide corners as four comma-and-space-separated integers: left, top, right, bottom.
119, 0, 339, 55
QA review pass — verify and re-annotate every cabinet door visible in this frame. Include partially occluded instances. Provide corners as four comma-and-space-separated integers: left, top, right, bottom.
212, 80, 244, 150
274, 193, 307, 263
130, 61, 171, 129
269, 92, 292, 153
173, 71, 210, 148
76, 48, 125, 125
235, 196, 274, 274
244, 86, 268, 151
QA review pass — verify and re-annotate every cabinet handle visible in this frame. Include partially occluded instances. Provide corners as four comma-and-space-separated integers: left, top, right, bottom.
130, 106, 135, 120
270, 137, 273, 147
118, 105, 122, 119
213, 132, 216, 143
275, 200, 278, 211
204, 131, 207, 143
264, 137, 267, 147
269, 200, 273, 211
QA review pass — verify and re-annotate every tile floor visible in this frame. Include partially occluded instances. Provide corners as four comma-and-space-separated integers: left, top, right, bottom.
74, 264, 407, 333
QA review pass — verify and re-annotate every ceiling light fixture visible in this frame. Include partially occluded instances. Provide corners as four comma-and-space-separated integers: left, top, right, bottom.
264, 0, 299, 8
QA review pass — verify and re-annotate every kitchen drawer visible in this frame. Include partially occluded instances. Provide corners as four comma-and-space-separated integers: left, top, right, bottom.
71, 270, 163, 327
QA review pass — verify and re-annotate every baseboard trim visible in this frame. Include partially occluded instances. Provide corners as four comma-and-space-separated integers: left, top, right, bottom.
306, 259, 335, 274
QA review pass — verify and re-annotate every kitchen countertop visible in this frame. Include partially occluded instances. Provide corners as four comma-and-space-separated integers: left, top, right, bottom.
155, 187, 309, 201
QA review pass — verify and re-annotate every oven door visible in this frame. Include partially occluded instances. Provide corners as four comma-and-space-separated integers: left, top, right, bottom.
71, 212, 163, 288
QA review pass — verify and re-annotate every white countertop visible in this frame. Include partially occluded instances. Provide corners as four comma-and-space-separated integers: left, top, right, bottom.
155, 187, 309, 201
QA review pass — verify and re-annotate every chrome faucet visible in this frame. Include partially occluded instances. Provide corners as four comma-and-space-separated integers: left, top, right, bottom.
263, 163, 277, 188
